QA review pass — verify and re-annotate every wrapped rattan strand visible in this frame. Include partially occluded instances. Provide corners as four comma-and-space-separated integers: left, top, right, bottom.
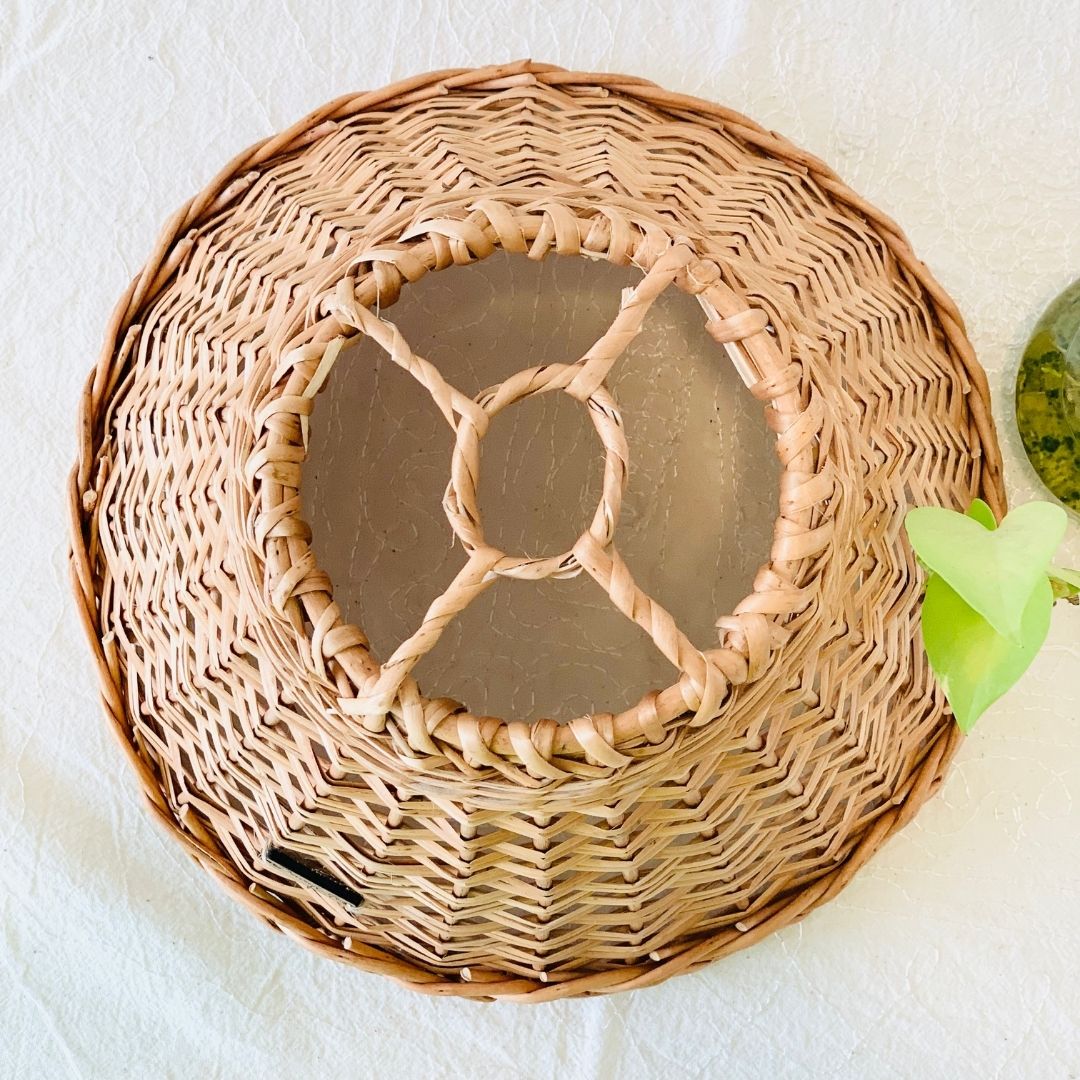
71, 61, 1005, 1000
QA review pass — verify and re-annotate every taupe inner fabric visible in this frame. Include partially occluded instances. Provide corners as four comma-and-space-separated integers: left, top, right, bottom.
304, 251, 779, 721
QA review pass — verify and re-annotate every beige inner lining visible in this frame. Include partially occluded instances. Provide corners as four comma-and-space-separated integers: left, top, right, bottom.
302, 250, 780, 723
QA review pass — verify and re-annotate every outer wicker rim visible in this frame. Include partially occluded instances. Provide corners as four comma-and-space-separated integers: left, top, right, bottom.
68, 61, 1006, 1001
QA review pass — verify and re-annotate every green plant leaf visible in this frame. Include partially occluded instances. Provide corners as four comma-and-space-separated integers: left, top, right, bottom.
921, 573, 1054, 732
1049, 564, 1080, 588
1050, 565, 1080, 602
905, 501, 1067, 642
965, 498, 997, 530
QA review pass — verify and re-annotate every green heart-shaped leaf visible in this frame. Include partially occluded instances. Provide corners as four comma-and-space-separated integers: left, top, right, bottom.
906, 501, 1066, 642
921, 573, 1053, 732
965, 498, 997, 531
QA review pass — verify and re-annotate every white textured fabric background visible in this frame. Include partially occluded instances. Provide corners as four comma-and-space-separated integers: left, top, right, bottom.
3, 2, 1079, 1077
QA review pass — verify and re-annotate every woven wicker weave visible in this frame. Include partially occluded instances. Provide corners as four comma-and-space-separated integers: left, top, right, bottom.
69, 61, 1005, 1001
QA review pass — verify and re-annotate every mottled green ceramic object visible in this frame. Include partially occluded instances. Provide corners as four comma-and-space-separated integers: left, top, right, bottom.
1016, 279, 1080, 511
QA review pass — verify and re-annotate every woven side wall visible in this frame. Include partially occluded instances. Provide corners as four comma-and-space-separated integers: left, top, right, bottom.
70, 62, 1004, 1000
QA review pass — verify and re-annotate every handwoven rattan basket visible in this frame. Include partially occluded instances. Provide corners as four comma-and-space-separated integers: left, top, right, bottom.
70, 61, 1004, 1001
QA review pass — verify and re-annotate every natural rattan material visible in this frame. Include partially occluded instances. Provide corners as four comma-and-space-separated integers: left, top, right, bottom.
70, 61, 1005, 1001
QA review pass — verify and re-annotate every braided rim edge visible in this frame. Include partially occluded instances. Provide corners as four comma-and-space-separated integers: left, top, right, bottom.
255, 207, 819, 771
67, 60, 1006, 1001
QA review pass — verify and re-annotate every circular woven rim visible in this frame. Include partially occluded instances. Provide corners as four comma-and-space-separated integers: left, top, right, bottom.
253, 205, 816, 765
68, 61, 1006, 1001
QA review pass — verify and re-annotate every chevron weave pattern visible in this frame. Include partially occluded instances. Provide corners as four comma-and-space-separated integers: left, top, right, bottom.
70, 61, 1004, 1000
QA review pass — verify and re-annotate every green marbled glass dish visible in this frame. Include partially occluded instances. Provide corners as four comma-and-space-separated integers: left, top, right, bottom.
1016, 278, 1080, 511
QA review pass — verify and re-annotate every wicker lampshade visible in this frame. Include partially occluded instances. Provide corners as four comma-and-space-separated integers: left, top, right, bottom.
70, 61, 1004, 1000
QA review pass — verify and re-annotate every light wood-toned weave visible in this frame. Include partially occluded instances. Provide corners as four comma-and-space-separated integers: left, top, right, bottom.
69, 61, 1005, 1001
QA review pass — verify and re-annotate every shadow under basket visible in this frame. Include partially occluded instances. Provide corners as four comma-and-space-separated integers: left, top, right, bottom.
70, 61, 1005, 1001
